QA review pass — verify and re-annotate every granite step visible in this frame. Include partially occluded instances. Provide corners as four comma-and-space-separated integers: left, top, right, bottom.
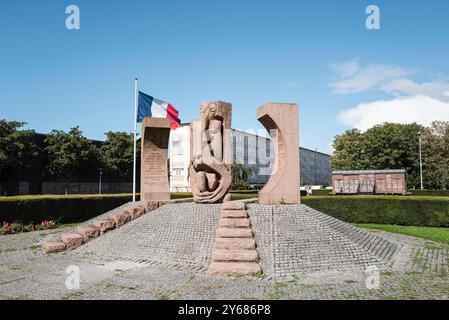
60, 232, 84, 250
212, 249, 259, 262
220, 210, 248, 218
221, 202, 245, 211
76, 225, 100, 243
219, 218, 250, 228
208, 262, 261, 275
214, 238, 256, 250
42, 240, 67, 253
216, 227, 253, 238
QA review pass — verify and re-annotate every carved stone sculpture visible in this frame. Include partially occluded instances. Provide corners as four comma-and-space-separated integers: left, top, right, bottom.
189, 101, 232, 203
257, 103, 301, 204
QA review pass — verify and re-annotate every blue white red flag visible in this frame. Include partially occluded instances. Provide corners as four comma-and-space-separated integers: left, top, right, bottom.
137, 91, 181, 129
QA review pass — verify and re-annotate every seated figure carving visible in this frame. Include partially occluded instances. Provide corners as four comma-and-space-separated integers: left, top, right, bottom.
189, 101, 232, 203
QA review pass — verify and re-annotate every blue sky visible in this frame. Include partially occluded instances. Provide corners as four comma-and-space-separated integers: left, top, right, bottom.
1, 0, 449, 153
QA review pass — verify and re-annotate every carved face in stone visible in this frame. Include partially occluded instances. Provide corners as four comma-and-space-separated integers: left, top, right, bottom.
208, 106, 217, 119
201, 103, 217, 122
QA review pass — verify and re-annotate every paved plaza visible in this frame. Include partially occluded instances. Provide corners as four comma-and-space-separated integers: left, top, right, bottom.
1, 203, 448, 300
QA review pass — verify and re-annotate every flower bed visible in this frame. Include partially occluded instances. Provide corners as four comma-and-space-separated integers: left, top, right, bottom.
1, 220, 56, 235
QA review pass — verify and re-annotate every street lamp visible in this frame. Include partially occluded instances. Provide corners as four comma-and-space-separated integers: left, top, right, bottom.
314, 148, 318, 186
99, 169, 103, 194
418, 132, 423, 190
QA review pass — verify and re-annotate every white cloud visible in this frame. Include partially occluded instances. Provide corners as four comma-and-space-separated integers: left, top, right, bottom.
381, 78, 449, 101
332, 59, 449, 130
331, 59, 412, 94
338, 95, 449, 131
330, 58, 360, 78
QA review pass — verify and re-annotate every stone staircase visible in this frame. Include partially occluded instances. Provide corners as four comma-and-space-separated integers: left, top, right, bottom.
208, 201, 262, 276
41, 201, 158, 253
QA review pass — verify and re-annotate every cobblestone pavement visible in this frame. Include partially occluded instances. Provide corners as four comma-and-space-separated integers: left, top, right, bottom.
0, 203, 448, 300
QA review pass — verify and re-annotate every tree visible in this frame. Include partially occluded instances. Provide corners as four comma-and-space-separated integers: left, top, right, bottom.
0, 119, 38, 175
231, 163, 252, 190
44, 127, 99, 181
330, 129, 364, 170
362, 123, 423, 187
331, 123, 424, 188
100, 131, 138, 181
421, 121, 449, 189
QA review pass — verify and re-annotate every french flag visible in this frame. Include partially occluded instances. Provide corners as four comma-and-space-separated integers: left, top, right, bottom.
137, 91, 181, 129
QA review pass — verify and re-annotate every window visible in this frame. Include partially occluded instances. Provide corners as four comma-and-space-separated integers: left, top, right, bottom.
173, 168, 183, 176
172, 140, 181, 149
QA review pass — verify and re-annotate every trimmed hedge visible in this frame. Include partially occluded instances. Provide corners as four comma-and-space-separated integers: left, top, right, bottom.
0, 194, 135, 224
0, 193, 193, 224
0, 191, 260, 223
307, 189, 449, 197
310, 189, 332, 196
170, 192, 192, 199
5, 192, 447, 228
302, 195, 449, 227
410, 189, 449, 197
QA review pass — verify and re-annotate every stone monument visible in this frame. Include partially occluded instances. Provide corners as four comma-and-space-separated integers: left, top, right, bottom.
189, 101, 232, 203
140, 117, 171, 202
257, 103, 301, 204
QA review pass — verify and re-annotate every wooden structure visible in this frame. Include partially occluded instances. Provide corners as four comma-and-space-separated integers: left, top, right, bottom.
331, 169, 407, 195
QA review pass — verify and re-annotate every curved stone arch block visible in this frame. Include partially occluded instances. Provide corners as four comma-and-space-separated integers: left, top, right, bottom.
257, 103, 301, 204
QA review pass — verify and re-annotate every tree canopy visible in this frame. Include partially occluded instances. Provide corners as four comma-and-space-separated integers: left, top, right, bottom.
0, 119, 38, 175
421, 121, 449, 189
100, 131, 138, 180
331, 122, 449, 189
231, 163, 252, 190
44, 127, 99, 181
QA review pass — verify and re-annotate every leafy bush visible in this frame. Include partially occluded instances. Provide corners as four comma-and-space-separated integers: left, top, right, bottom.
39, 220, 56, 230
302, 195, 449, 227
1, 221, 11, 235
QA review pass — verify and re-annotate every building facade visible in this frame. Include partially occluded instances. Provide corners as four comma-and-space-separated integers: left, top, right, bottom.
169, 125, 331, 192
168, 124, 191, 192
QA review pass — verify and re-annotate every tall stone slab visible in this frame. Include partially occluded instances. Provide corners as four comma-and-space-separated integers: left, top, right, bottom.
257, 103, 300, 204
189, 101, 232, 203
140, 117, 171, 202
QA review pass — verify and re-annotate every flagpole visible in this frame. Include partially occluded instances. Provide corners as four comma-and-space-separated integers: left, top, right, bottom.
133, 78, 138, 202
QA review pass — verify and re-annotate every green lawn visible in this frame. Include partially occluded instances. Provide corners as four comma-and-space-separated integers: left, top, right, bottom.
170, 192, 193, 199
230, 192, 258, 200
56, 222, 79, 229
355, 223, 449, 245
